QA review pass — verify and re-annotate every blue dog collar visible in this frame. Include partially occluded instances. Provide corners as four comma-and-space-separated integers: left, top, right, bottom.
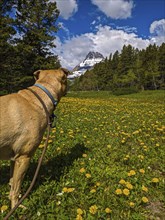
34, 84, 58, 107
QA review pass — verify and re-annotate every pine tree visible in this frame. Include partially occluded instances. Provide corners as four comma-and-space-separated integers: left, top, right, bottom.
158, 43, 165, 88
15, 0, 60, 76
142, 44, 159, 89
0, 1, 16, 94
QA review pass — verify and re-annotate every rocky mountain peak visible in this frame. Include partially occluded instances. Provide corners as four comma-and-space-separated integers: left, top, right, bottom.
68, 51, 104, 79
85, 51, 104, 60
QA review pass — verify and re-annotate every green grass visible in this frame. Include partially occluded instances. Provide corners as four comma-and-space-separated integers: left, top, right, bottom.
0, 90, 165, 219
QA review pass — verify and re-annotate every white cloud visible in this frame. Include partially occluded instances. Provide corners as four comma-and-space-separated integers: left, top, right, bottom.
55, 0, 78, 20
91, 0, 134, 19
150, 19, 165, 45
54, 25, 150, 69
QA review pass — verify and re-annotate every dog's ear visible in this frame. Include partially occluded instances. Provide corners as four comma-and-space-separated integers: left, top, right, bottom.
60, 68, 70, 76
33, 70, 41, 80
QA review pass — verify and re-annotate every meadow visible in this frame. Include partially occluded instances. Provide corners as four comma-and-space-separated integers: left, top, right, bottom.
0, 90, 165, 220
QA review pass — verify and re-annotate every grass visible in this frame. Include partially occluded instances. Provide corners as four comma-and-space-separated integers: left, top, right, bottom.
0, 90, 165, 219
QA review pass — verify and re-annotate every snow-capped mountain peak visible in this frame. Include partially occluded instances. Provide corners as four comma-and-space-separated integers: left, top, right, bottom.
68, 51, 104, 79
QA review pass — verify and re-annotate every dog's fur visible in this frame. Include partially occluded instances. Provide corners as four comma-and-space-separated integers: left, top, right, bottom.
0, 68, 69, 208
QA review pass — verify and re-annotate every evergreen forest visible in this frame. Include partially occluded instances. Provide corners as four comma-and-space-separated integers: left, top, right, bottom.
71, 43, 165, 93
0, 1, 165, 95
0, 0, 60, 95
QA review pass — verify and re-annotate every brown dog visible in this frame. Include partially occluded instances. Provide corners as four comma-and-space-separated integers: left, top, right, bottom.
0, 68, 69, 208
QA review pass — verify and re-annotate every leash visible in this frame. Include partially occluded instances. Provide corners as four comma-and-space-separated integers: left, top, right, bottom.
3, 88, 55, 220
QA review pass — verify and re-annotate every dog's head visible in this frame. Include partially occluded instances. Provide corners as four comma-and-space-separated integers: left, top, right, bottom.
33, 68, 70, 98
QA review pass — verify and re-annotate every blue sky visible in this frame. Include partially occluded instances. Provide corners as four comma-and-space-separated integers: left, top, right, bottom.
52, 0, 165, 69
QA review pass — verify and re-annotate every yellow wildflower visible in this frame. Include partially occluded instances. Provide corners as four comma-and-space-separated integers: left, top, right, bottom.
138, 155, 144, 160
142, 185, 148, 192
129, 202, 135, 208
67, 188, 75, 192
126, 182, 133, 190
76, 214, 83, 220
139, 169, 145, 174
85, 173, 91, 178
105, 208, 112, 213
38, 144, 44, 148
79, 168, 86, 173
142, 197, 149, 203
128, 170, 136, 176
96, 182, 101, 187
1, 205, 8, 213
82, 154, 87, 158
77, 208, 83, 215
119, 179, 126, 185
115, 189, 122, 195
152, 178, 159, 183
62, 187, 68, 193
123, 188, 130, 196
89, 205, 98, 214
90, 189, 96, 193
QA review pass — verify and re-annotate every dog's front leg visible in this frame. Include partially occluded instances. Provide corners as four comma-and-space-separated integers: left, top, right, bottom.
9, 160, 15, 200
10, 155, 30, 209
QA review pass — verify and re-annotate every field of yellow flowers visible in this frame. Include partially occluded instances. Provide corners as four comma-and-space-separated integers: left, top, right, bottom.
0, 90, 165, 219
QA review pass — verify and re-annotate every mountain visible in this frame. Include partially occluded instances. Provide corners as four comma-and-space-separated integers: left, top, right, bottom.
68, 51, 104, 79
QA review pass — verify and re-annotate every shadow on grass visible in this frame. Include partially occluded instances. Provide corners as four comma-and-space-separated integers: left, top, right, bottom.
0, 142, 87, 188
32, 142, 88, 187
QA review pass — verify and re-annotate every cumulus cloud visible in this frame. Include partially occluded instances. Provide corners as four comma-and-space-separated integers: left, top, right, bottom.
55, 0, 78, 19
91, 0, 134, 19
150, 19, 165, 45
54, 25, 150, 69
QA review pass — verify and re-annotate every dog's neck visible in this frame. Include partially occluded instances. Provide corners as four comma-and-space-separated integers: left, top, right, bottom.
34, 84, 58, 108
32, 82, 60, 113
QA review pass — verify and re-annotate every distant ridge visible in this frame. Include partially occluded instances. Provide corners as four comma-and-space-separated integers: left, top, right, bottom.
68, 51, 104, 79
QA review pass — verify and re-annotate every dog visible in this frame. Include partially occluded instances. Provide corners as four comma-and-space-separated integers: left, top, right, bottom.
0, 68, 69, 208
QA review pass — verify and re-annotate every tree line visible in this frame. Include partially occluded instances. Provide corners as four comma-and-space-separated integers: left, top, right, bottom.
0, 0, 60, 95
71, 43, 165, 93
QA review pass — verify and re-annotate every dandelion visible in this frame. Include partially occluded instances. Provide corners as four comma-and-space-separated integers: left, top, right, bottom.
129, 202, 135, 208
90, 189, 96, 193
96, 182, 101, 187
138, 155, 144, 160
115, 189, 122, 195
119, 179, 126, 185
85, 173, 91, 178
152, 178, 159, 183
105, 208, 112, 213
79, 168, 86, 173
142, 197, 149, 203
123, 188, 130, 196
62, 187, 68, 193
142, 185, 148, 192
76, 214, 83, 220
89, 205, 98, 214
121, 139, 125, 143
128, 170, 136, 176
67, 188, 75, 192
126, 182, 133, 190
38, 144, 44, 148
139, 169, 145, 174
1, 205, 8, 213
77, 208, 83, 215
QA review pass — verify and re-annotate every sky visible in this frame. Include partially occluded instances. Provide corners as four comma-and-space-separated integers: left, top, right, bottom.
51, 0, 165, 70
